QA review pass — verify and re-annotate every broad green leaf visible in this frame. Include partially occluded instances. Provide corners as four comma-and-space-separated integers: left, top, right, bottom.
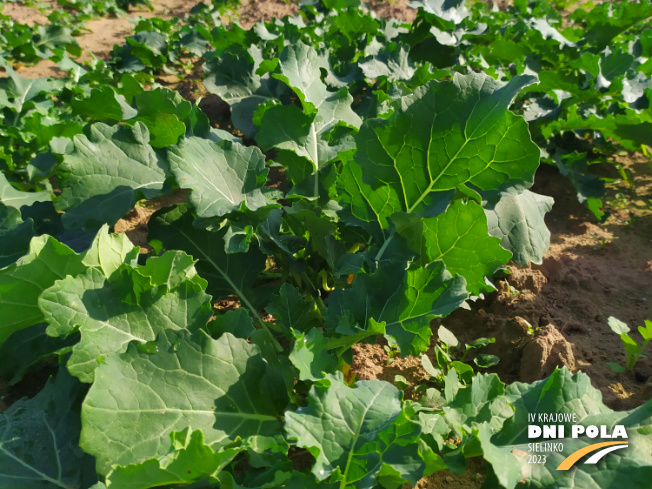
409, 0, 470, 24
0, 368, 97, 489
134, 249, 199, 290
0, 235, 86, 347
56, 122, 169, 231
484, 189, 554, 266
81, 330, 284, 474
27, 24, 79, 59
203, 46, 285, 138
354, 73, 539, 213
359, 43, 415, 81
148, 204, 267, 308
289, 328, 337, 381
0, 64, 63, 113
394, 200, 512, 294
168, 137, 270, 218
104, 429, 244, 489
207, 308, 255, 340
39, 252, 212, 382
147, 114, 186, 148
256, 43, 361, 192
581, 1, 652, 50
0, 322, 77, 385
474, 354, 500, 368
336, 160, 405, 241
0, 172, 51, 210
266, 283, 318, 333
443, 373, 513, 434
337, 73, 539, 262
600, 49, 635, 82
71, 85, 138, 121
0, 206, 34, 268
476, 424, 522, 489
0, 225, 135, 347
132, 88, 193, 148
133, 87, 192, 125
80, 224, 140, 278
326, 261, 468, 355
285, 374, 424, 489
270, 42, 330, 115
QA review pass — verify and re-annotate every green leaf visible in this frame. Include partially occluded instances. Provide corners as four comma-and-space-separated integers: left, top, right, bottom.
394, 200, 512, 294
437, 325, 458, 347
484, 189, 554, 266
0, 235, 86, 347
80, 224, 140, 278
133, 87, 192, 125
256, 43, 361, 191
409, 0, 470, 24
206, 308, 255, 340
285, 374, 424, 488
326, 261, 468, 355
335, 160, 404, 240
582, 1, 652, 50
168, 137, 270, 219
337, 73, 539, 260
0, 321, 76, 386
639, 320, 652, 342
474, 354, 499, 368
147, 114, 186, 148
81, 330, 284, 475
360, 43, 415, 81
0, 206, 34, 268
289, 328, 337, 381
148, 204, 267, 306
55, 122, 169, 231
608, 316, 630, 335
104, 429, 244, 489
132, 88, 193, 148
443, 373, 513, 434
0, 367, 97, 489
270, 43, 331, 115
476, 424, 522, 489
355, 73, 539, 212
134, 249, 199, 290
266, 283, 318, 333
0, 64, 63, 114
71, 85, 138, 121
39, 251, 212, 382
0, 172, 51, 210
203, 47, 285, 138
607, 361, 626, 373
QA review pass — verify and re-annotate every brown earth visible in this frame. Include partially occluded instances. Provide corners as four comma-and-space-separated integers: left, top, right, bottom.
1, 1, 651, 488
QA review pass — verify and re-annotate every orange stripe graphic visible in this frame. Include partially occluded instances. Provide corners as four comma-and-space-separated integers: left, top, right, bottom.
556, 441, 629, 470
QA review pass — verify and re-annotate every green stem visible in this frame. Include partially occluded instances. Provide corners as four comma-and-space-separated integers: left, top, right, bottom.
374, 230, 395, 263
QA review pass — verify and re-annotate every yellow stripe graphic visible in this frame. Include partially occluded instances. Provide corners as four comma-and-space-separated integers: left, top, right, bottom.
556, 441, 628, 470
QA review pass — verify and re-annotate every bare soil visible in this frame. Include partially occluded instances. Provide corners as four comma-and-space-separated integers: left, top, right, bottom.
1, 1, 651, 487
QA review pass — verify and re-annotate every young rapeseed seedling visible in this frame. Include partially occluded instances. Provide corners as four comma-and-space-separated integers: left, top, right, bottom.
606, 316, 652, 373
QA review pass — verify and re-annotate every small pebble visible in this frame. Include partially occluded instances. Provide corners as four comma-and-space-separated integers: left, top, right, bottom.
635, 369, 649, 383
445, 476, 454, 483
